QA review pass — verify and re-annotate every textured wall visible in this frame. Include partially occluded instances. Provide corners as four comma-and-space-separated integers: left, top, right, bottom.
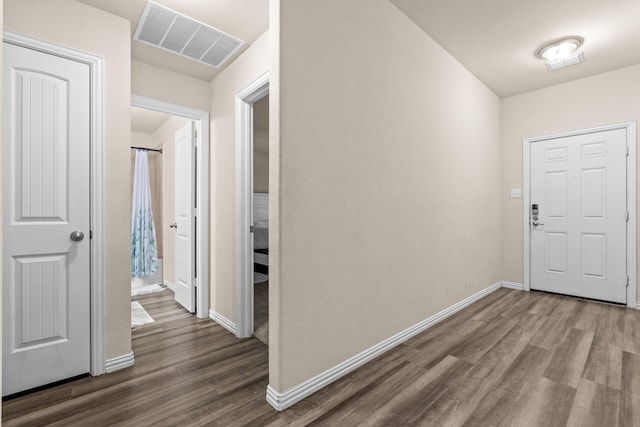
208, 31, 270, 320
272, 0, 502, 391
132, 60, 210, 112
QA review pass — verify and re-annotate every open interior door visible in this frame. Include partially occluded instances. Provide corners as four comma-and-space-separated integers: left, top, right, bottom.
173, 122, 196, 312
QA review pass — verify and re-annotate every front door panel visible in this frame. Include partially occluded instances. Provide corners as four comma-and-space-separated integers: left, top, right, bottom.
530, 128, 627, 303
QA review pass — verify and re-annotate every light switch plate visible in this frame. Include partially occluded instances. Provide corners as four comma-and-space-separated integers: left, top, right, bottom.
510, 188, 522, 198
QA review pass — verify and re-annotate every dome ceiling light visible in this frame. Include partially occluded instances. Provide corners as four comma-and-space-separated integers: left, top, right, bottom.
536, 36, 585, 71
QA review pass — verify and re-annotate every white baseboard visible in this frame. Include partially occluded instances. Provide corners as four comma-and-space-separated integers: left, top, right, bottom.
164, 280, 175, 292
266, 281, 503, 411
209, 309, 237, 335
502, 281, 524, 291
105, 351, 135, 374
635, 302, 640, 310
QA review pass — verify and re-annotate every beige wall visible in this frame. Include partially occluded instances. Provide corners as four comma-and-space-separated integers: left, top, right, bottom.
501, 65, 640, 298
132, 60, 211, 112
209, 31, 270, 320
4, 0, 132, 359
254, 148, 269, 193
273, 0, 502, 392
151, 116, 190, 286
270, 0, 282, 385
1, 0, 4, 404
130, 132, 163, 257
254, 96, 269, 193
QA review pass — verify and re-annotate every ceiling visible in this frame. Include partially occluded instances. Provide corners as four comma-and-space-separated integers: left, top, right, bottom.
77, 0, 269, 81
78, 1, 638, 97
390, 0, 640, 97
131, 106, 172, 134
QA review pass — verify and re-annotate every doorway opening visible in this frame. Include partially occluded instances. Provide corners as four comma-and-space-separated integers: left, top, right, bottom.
131, 95, 210, 319
235, 72, 269, 339
130, 107, 194, 323
252, 95, 270, 344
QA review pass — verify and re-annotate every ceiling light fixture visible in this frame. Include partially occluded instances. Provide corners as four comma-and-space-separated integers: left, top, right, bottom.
536, 36, 585, 71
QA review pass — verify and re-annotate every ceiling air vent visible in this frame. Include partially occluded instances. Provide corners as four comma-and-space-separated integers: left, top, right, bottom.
134, 1, 244, 69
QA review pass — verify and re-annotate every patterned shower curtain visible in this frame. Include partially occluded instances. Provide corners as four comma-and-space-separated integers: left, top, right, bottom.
131, 150, 159, 277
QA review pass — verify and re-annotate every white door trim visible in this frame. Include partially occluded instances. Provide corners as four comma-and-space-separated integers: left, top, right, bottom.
3, 30, 106, 375
131, 95, 210, 319
523, 121, 637, 308
235, 72, 269, 338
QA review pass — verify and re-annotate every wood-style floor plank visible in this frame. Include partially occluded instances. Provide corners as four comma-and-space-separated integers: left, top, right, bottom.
509, 377, 576, 427
462, 344, 552, 426
358, 355, 474, 426
619, 351, 640, 426
3, 288, 639, 426
566, 378, 620, 427
543, 327, 594, 388
582, 330, 623, 390
408, 312, 550, 427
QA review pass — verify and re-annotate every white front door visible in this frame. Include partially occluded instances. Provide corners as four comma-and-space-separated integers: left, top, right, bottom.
174, 122, 196, 312
2, 42, 91, 395
530, 128, 628, 303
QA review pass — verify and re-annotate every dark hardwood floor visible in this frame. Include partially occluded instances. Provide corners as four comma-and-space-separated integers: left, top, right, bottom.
4, 287, 640, 426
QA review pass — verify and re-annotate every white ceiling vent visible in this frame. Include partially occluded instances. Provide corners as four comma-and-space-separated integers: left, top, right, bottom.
134, 1, 244, 69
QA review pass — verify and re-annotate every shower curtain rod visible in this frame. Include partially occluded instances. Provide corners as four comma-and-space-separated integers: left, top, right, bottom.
131, 146, 163, 153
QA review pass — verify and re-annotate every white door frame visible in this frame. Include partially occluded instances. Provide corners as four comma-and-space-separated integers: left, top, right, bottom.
131, 95, 210, 319
235, 72, 269, 338
523, 121, 637, 308
3, 31, 106, 375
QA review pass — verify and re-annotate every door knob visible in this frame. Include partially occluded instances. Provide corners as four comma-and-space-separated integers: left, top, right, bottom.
70, 230, 85, 242
169, 223, 177, 229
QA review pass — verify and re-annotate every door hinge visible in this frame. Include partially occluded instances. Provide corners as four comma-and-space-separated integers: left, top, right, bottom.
250, 225, 255, 233
627, 146, 630, 157
627, 211, 630, 222
626, 276, 630, 288
90, 230, 93, 239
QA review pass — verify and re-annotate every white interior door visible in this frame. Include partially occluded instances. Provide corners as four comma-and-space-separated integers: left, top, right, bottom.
2, 42, 91, 395
174, 122, 196, 312
530, 128, 627, 303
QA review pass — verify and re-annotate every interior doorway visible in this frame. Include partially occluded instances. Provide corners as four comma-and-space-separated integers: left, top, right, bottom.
235, 72, 269, 339
130, 107, 195, 320
252, 95, 270, 344
131, 96, 210, 318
